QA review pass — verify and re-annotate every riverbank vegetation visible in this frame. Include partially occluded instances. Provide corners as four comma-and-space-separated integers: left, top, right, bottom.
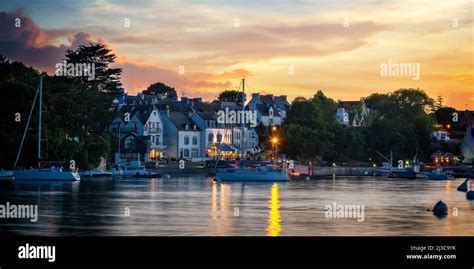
280, 89, 437, 164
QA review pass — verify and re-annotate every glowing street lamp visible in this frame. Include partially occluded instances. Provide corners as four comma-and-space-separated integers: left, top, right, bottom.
271, 137, 279, 145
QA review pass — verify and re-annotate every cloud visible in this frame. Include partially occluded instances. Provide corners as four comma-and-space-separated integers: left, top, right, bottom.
0, 10, 106, 72
118, 60, 241, 97
0, 10, 243, 97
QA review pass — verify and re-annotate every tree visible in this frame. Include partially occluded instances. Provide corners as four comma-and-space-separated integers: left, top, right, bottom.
435, 95, 443, 110
64, 43, 122, 94
280, 91, 337, 161
365, 88, 435, 162
142, 82, 177, 99
0, 53, 115, 169
435, 107, 456, 127
217, 90, 246, 106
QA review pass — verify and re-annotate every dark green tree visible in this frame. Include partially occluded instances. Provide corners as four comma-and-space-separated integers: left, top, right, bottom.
142, 82, 177, 99
217, 90, 246, 106
64, 43, 122, 94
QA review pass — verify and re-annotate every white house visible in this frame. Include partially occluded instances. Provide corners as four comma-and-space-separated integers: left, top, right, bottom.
109, 104, 166, 164
162, 111, 202, 160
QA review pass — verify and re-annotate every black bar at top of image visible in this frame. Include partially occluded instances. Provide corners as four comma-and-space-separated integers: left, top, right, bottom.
0, 236, 472, 267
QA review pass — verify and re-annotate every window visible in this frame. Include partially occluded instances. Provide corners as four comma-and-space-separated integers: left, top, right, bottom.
153, 111, 157, 116
184, 149, 190, 158
124, 137, 137, 150
191, 148, 199, 158
209, 134, 214, 143
184, 135, 190, 145
192, 136, 198, 145
217, 133, 222, 142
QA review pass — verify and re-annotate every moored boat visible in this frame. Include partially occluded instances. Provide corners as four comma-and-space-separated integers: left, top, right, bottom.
112, 161, 161, 178
215, 165, 288, 182
12, 76, 80, 182
133, 171, 163, 178
14, 168, 80, 181
0, 170, 14, 180
80, 169, 113, 178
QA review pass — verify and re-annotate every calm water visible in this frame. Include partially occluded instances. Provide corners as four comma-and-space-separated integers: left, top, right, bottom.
0, 176, 473, 236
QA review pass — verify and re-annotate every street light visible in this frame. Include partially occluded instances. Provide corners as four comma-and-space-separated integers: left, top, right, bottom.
271, 137, 278, 145
271, 137, 279, 159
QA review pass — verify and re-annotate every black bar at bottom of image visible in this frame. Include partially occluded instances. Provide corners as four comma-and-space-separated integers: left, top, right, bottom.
0, 237, 472, 267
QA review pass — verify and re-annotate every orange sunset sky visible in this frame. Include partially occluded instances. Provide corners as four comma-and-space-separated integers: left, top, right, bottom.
1, 0, 472, 109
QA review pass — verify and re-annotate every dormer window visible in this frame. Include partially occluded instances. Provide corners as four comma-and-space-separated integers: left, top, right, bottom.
185, 124, 189, 131
193, 125, 197, 131
269, 107, 274, 117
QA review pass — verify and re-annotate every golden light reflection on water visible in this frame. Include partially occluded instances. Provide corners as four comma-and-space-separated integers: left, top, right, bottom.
267, 183, 282, 236
210, 182, 232, 234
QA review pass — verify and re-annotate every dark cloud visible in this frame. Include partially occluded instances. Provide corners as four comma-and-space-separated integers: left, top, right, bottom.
0, 11, 102, 72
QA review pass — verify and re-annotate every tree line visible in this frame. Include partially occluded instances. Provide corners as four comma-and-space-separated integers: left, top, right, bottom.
280, 89, 438, 164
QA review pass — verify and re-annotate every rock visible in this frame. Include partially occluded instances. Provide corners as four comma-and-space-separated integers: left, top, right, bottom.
467, 191, 474, 200
457, 179, 468, 192
432, 200, 448, 217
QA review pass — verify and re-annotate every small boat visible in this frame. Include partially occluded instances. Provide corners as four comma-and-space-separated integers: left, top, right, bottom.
0, 170, 14, 180
14, 167, 80, 181
424, 168, 454, 180
215, 164, 288, 182
133, 171, 163, 178
387, 170, 418, 179
80, 169, 113, 178
112, 161, 161, 178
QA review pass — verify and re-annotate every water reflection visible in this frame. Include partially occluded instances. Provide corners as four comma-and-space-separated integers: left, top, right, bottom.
210, 182, 232, 235
1, 177, 473, 236
267, 183, 281, 236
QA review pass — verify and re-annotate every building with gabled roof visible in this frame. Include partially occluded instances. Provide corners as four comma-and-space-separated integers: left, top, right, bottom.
246, 93, 290, 126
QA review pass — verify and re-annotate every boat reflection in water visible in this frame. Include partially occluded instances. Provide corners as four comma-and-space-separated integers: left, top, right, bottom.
267, 183, 282, 236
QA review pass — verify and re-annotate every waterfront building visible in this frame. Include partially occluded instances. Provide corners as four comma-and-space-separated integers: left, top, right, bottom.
246, 93, 290, 127
110, 92, 262, 162
109, 104, 165, 164
161, 111, 202, 160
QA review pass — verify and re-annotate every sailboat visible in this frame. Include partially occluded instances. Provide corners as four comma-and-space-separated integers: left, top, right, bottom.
214, 79, 289, 182
13, 76, 80, 181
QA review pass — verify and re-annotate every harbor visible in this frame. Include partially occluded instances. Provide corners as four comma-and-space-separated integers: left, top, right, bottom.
0, 175, 473, 236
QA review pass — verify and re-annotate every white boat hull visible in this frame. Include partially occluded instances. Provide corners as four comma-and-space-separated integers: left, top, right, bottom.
14, 169, 80, 181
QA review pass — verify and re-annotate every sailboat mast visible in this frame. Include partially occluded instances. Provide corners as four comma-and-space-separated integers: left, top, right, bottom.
38, 76, 42, 167
241, 78, 245, 159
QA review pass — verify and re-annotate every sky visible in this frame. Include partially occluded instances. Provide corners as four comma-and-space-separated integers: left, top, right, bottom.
0, 0, 472, 109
